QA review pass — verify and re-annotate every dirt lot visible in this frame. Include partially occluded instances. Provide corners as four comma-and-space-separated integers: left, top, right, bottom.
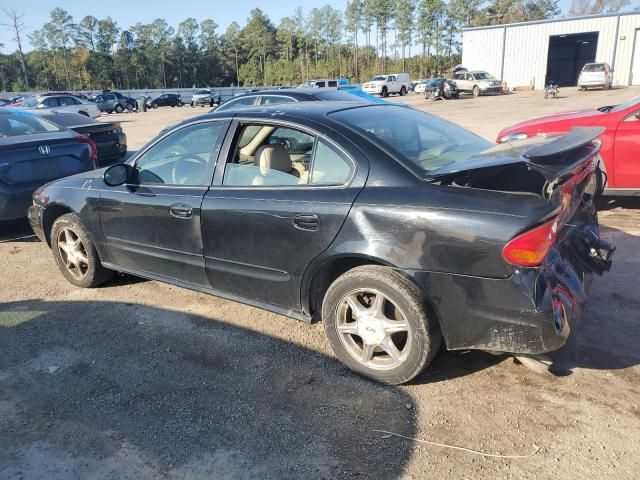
1, 88, 640, 479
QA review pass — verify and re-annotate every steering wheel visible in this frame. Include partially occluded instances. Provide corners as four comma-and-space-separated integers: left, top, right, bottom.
171, 154, 208, 185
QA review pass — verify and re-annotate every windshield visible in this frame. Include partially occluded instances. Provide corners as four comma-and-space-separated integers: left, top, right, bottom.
22, 97, 38, 108
330, 106, 492, 175
0, 111, 63, 138
609, 95, 640, 113
371, 76, 386, 81
473, 72, 493, 80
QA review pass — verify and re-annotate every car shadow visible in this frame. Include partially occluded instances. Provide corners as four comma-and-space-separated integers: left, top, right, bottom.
0, 299, 417, 479
0, 218, 37, 243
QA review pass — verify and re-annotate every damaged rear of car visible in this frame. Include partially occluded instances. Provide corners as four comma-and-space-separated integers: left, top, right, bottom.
329, 106, 613, 359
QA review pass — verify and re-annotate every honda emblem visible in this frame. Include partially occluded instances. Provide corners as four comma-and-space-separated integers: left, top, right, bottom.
38, 145, 51, 155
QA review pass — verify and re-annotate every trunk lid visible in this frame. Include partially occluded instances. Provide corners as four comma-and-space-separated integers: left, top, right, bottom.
0, 131, 93, 186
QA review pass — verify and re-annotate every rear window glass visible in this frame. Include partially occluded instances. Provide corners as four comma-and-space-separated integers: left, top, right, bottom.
0, 112, 63, 138
313, 90, 365, 101
330, 106, 492, 175
583, 64, 606, 72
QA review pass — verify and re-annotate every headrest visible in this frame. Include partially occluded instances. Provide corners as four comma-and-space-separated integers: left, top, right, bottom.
254, 144, 292, 174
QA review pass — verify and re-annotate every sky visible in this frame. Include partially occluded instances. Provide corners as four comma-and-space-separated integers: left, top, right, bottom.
0, 0, 591, 52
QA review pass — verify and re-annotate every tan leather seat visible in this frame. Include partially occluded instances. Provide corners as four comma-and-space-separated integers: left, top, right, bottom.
252, 144, 298, 185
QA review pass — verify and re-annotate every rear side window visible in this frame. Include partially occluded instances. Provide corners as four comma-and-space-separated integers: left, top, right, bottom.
216, 96, 257, 112
260, 96, 296, 105
310, 139, 353, 185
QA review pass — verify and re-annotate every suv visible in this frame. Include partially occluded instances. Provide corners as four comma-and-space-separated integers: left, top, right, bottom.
362, 73, 410, 97
191, 89, 222, 108
94, 92, 137, 113
578, 63, 613, 90
453, 71, 501, 96
146, 94, 183, 109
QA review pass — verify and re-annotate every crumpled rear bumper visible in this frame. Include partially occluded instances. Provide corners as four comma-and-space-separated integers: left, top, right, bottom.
404, 228, 614, 354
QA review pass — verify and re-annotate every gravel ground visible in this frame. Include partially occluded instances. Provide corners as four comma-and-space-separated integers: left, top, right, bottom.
1, 88, 639, 479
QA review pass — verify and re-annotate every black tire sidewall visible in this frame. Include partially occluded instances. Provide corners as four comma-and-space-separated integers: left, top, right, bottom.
50, 213, 113, 288
322, 266, 441, 384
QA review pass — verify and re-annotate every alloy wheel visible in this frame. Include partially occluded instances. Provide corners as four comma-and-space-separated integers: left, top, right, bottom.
335, 288, 412, 371
56, 227, 89, 280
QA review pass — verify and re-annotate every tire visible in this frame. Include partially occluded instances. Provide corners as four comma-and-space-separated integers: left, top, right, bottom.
472, 85, 480, 97
400, 86, 406, 96
178, 101, 183, 107
191, 101, 195, 107
381, 87, 388, 98
152, 103, 158, 109
114, 103, 124, 113
50, 213, 114, 288
322, 265, 442, 385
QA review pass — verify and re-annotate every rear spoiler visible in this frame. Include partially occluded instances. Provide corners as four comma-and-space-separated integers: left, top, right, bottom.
523, 126, 605, 161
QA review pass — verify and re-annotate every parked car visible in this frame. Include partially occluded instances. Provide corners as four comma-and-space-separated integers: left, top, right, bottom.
362, 73, 411, 97
413, 81, 428, 95
497, 94, 640, 195
94, 91, 138, 113
211, 88, 390, 113
422, 78, 460, 99
578, 62, 613, 91
453, 71, 502, 96
35, 111, 127, 167
6, 96, 28, 107
191, 89, 222, 108
20, 95, 101, 118
29, 102, 613, 384
146, 94, 183, 109
0, 108, 97, 221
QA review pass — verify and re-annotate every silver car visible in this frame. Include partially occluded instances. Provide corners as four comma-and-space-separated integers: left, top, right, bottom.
21, 95, 101, 118
453, 71, 502, 97
577, 63, 613, 90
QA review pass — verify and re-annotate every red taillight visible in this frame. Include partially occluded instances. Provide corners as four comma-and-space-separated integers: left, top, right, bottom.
74, 134, 97, 162
502, 218, 559, 268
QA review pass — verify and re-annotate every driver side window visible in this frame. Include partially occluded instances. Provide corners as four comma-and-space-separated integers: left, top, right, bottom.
136, 121, 224, 186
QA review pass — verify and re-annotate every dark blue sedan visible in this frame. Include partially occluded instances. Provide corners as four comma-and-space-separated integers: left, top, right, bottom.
0, 108, 97, 221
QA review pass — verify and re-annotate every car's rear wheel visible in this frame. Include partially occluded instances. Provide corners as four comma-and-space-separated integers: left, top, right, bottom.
115, 104, 124, 113
472, 85, 480, 97
51, 213, 114, 288
322, 265, 441, 384
152, 103, 158, 109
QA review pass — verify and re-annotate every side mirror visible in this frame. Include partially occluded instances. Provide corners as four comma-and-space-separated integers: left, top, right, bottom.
104, 163, 134, 187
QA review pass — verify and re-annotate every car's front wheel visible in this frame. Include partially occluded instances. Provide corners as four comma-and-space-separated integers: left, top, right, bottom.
400, 86, 406, 96
51, 213, 114, 288
473, 85, 480, 97
322, 265, 441, 384
115, 103, 124, 113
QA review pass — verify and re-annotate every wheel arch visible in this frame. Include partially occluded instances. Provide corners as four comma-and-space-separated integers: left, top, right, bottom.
302, 254, 441, 331
42, 203, 75, 246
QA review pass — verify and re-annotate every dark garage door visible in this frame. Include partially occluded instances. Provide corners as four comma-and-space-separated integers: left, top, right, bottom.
546, 32, 599, 87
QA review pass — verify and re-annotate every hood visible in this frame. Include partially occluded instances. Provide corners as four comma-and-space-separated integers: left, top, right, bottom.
504, 109, 606, 134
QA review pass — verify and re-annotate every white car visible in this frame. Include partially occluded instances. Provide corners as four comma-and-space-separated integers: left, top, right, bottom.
362, 73, 411, 97
414, 81, 428, 95
21, 95, 101, 118
453, 71, 502, 96
577, 63, 613, 90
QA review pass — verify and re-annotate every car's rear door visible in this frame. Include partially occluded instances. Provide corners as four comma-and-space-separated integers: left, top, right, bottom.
613, 108, 640, 188
99, 119, 229, 287
201, 118, 367, 311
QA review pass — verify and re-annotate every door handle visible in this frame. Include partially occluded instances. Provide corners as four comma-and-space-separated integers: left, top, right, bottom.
169, 204, 193, 219
293, 214, 319, 231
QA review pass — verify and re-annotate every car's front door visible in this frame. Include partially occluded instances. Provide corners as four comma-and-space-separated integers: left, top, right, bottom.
99, 120, 229, 287
201, 119, 367, 310
613, 109, 640, 188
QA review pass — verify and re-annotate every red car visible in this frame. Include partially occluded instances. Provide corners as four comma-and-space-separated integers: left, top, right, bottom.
497, 95, 640, 195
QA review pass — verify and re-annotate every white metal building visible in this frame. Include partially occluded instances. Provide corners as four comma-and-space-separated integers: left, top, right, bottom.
462, 12, 640, 90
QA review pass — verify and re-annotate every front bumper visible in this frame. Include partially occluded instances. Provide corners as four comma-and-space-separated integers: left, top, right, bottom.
406, 231, 613, 354
362, 86, 383, 95
27, 203, 46, 243
479, 85, 501, 94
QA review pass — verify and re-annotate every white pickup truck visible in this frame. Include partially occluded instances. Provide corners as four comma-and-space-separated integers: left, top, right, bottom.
362, 73, 411, 97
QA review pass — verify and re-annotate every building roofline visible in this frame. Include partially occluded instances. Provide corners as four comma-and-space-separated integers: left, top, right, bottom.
462, 10, 639, 32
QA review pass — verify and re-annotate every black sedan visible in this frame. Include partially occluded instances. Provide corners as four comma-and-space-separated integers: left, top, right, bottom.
146, 94, 183, 109
28, 103, 613, 384
0, 108, 97, 221
212, 88, 391, 112
36, 111, 127, 167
